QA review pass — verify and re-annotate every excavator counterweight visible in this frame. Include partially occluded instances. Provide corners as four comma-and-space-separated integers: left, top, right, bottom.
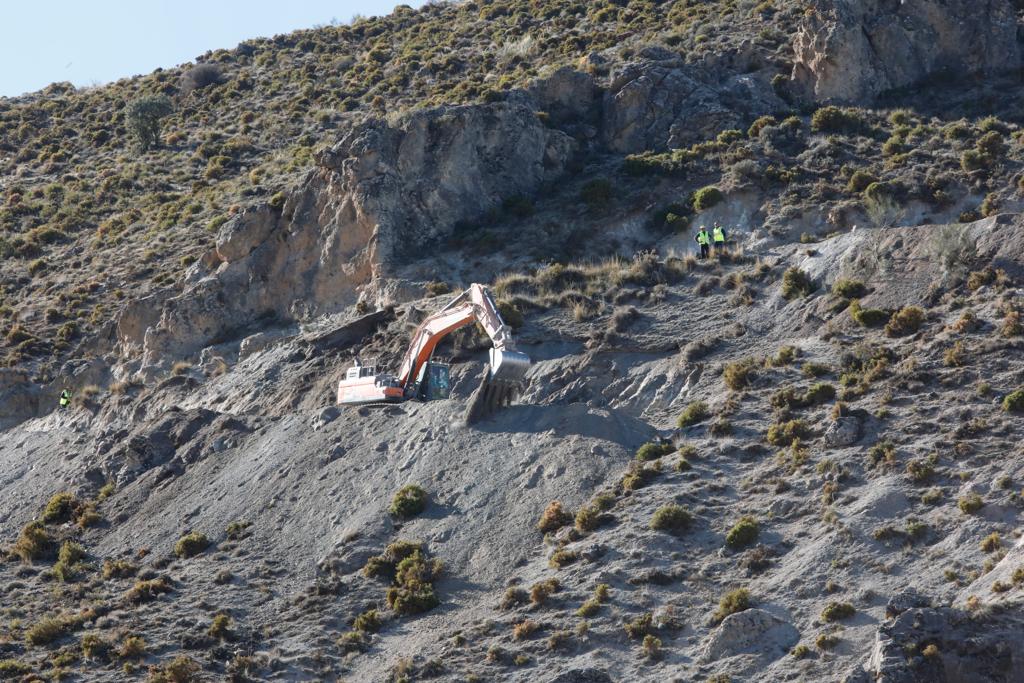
337, 284, 530, 422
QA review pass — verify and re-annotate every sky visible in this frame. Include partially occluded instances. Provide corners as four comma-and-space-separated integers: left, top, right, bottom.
0, 1, 421, 98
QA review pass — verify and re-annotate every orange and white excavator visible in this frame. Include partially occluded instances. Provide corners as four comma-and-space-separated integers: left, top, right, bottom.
337, 284, 531, 422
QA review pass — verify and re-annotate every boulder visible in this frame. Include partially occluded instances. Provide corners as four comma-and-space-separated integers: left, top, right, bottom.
792, 0, 1021, 104
699, 608, 799, 662
824, 416, 861, 447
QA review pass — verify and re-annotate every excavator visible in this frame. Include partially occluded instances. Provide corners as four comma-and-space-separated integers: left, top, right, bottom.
336, 283, 531, 422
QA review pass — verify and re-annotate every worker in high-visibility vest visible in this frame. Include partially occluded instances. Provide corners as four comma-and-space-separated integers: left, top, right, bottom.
695, 226, 710, 260
712, 223, 726, 254
59, 389, 72, 408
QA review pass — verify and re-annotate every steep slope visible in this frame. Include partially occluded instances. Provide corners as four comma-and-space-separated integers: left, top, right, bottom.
2, 1, 1024, 682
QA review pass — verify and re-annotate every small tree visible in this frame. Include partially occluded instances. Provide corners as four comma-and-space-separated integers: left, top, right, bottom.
125, 95, 173, 151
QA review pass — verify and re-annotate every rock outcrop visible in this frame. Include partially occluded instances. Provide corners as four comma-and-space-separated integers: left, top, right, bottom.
792, 0, 1021, 104
116, 98, 575, 373
603, 59, 783, 153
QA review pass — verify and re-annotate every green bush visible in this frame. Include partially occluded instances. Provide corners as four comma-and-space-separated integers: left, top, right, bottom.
693, 186, 723, 211
804, 383, 836, 405
677, 401, 709, 428
849, 300, 890, 327
831, 279, 866, 299
821, 601, 855, 622
389, 484, 428, 518
781, 267, 815, 299
723, 357, 758, 390
957, 493, 984, 514
766, 419, 809, 447
846, 171, 877, 193
537, 501, 573, 533
649, 504, 692, 535
811, 106, 863, 133
125, 95, 173, 151
1002, 389, 1024, 413
13, 521, 53, 562
0, 660, 31, 678
748, 115, 777, 139
885, 306, 925, 337
174, 532, 210, 559
725, 516, 759, 549
635, 441, 674, 461
42, 492, 79, 524
712, 588, 751, 623
25, 615, 79, 646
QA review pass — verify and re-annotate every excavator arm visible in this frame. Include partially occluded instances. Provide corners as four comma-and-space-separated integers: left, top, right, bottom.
396, 284, 528, 393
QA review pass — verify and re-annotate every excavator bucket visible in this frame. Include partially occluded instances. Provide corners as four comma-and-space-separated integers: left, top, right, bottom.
464, 349, 531, 424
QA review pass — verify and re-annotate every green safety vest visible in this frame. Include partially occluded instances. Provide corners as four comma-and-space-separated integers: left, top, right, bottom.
59, 391, 71, 407
713, 226, 725, 243
697, 230, 710, 245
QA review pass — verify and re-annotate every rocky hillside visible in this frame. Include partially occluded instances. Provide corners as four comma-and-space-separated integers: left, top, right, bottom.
2, 1, 1024, 682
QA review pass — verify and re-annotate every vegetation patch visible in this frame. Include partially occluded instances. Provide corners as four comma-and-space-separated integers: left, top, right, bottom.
650, 504, 692, 535
389, 484, 428, 519
725, 516, 759, 549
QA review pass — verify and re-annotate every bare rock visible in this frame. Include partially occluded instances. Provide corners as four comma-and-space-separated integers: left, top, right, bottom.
792, 0, 1021, 104
602, 61, 782, 153
824, 416, 861, 447
699, 608, 799, 662
215, 206, 276, 263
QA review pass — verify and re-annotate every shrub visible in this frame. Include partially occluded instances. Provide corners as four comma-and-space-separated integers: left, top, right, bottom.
693, 186, 723, 211
513, 619, 539, 641
390, 484, 428, 518
649, 504, 692, 535
385, 549, 442, 615
125, 95, 173, 151
677, 401, 709, 428
635, 441, 674, 461
766, 420, 809, 447
126, 578, 172, 603
25, 614, 79, 645
811, 106, 863, 133
846, 171, 878, 194
180, 64, 224, 94
821, 602, 855, 622
723, 357, 758, 390
885, 306, 925, 337
1002, 389, 1024, 413
42, 492, 79, 524
537, 501, 573, 533
102, 559, 137, 579
781, 267, 815, 299
53, 541, 86, 582
529, 578, 560, 606
174, 532, 210, 559
623, 612, 653, 639
748, 115, 776, 139
0, 660, 31, 677
958, 493, 984, 514
641, 634, 662, 659
13, 521, 53, 562
980, 533, 1001, 553
576, 598, 601, 617
119, 636, 146, 659
816, 633, 839, 649
208, 614, 232, 640
804, 383, 836, 405
712, 588, 751, 623
575, 504, 601, 533
831, 279, 866, 299
148, 656, 200, 683
849, 300, 890, 327
725, 516, 759, 549
549, 549, 578, 568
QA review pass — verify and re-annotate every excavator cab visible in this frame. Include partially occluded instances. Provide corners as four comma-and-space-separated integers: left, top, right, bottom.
414, 361, 452, 401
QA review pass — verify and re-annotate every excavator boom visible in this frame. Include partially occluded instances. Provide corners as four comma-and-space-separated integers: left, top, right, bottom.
337, 284, 530, 421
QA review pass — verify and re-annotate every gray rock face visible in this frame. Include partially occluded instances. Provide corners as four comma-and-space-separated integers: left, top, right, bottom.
792, 0, 1021, 104
699, 608, 799, 662
116, 96, 574, 373
862, 607, 1024, 682
824, 416, 861, 447
602, 60, 783, 153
